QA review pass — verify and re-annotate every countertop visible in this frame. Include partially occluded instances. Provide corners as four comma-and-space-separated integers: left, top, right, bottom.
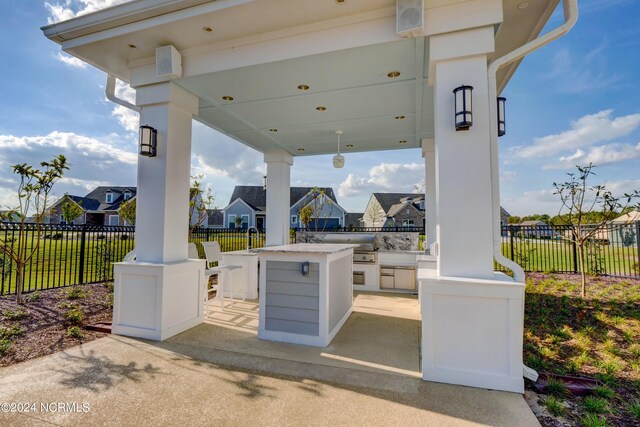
254, 243, 358, 255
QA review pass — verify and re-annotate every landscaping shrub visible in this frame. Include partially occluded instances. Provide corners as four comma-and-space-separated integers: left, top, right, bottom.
2, 309, 27, 321
628, 401, 640, 419
0, 338, 11, 356
24, 290, 41, 302
62, 308, 84, 325
545, 378, 569, 397
66, 326, 83, 338
544, 396, 566, 417
582, 396, 609, 414
593, 386, 615, 400
0, 325, 23, 340
120, 234, 129, 240
580, 413, 607, 427
64, 286, 88, 300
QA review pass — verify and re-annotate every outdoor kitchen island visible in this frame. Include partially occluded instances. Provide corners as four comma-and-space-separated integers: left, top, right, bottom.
254, 243, 357, 347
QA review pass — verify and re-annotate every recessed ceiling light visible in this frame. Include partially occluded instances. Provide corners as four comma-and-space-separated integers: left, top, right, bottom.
398, 140, 407, 144
395, 115, 406, 120
297, 84, 310, 91
203, 26, 214, 33
518, 1, 530, 9
346, 144, 354, 148
387, 71, 401, 78
316, 106, 327, 111
222, 96, 234, 101
269, 128, 278, 132
298, 148, 305, 151
335, 0, 345, 4
128, 44, 137, 49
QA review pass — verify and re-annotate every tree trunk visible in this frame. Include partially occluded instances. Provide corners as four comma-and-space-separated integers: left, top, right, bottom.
577, 244, 587, 298
15, 262, 24, 305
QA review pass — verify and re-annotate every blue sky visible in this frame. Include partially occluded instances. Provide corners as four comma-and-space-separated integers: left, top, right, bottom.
0, 0, 638, 216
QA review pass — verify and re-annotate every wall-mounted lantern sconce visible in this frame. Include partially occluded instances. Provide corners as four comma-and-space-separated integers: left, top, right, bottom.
497, 97, 506, 137
139, 125, 157, 157
333, 130, 345, 168
453, 85, 473, 131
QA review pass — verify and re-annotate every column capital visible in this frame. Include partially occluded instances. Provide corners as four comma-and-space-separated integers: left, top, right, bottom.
135, 81, 199, 115
264, 149, 293, 165
422, 138, 435, 156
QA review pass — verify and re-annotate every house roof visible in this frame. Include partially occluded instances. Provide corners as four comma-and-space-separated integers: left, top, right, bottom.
519, 220, 548, 226
84, 186, 137, 211
386, 201, 423, 218
500, 207, 510, 218
207, 209, 223, 227
64, 195, 101, 211
372, 193, 423, 214
227, 186, 338, 211
613, 210, 640, 224
344, 213, 363, 228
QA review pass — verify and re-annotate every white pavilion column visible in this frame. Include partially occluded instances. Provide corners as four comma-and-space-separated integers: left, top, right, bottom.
422, 139, 436, 252
112, 82, 205, 341
264, 150, 293, 246
431, 27, 496, 280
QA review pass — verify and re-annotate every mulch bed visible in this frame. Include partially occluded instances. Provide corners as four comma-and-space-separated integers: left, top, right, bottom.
0, 283, 113, 367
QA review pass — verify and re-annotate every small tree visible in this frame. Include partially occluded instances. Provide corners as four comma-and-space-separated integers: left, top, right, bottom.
60, 195, 84, 224
365, 199, 385, 228
188, 175, 215, 237
298, 187, 334, 232
119, 197, 136, 225
0, 155, 68, 304
553, 163, 639, 297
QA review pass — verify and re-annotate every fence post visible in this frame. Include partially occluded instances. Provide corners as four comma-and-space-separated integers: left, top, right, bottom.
206, 227, 210, 242
509, 225, 515, 260
78, 225, 86, 284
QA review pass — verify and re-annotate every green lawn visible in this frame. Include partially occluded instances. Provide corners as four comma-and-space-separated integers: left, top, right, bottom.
500, 239, 640, 277
525, 273, 640, 426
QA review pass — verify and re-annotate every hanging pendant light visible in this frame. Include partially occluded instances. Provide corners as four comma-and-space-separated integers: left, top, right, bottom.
333, 130, 345, 168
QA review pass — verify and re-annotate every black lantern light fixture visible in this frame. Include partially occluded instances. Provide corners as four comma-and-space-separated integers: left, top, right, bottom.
497, 97, 506, 137
453, 85, 473, 131
139, 125, 157, 157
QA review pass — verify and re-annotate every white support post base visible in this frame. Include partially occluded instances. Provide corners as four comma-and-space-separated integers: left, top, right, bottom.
113, 260, 205, 341
419, 272, 525, 393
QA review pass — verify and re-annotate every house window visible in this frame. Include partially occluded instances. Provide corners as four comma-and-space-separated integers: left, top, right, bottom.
402, 219, 414, 226
228, 215, 250, 229
108, 215, 119, 226
419, 201, 425, 210
123, 191, 131, 200
291, 215, 297, 224
60, 214, 67, 225
105, 191, 114, 203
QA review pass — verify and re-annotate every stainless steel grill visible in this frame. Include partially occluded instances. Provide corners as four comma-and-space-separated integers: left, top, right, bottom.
320, 234, 378, 264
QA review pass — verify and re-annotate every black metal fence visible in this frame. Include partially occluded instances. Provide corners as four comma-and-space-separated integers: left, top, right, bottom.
498, 222, 640, 278
0, 224, 267, 296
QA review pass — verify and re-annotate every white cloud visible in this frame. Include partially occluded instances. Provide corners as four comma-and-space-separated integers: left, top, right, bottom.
338, 163, 424, 197
190, 122, 263, 185
55, 52, 87, 68
46, 0, 133, 23
501, 171, 517, 181
0, 131, 137, 208
513, 110, 640, 159
544, 143, 640, 170
503, 189, 562, 216
109, 80, 138, 133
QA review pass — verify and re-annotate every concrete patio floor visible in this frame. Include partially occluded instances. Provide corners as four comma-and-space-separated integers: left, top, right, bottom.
168, 292, 422, 378
0, 292, 540, 426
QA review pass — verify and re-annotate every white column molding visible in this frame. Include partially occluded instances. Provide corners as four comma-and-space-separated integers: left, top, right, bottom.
430, 28, 496, 280
422, 138, 436, 252
134, 82, 198, 263
264, 150, 293, 246
112, 81, 204, 342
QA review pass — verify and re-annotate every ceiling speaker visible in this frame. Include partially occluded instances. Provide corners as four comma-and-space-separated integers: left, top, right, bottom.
396, 0, 424, 38
156, 45, 182, 79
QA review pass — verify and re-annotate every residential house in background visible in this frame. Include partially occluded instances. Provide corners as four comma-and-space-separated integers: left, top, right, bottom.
222, 186, 347, 230
609, 210, 640, 247
47, 187, 136, 226
206, 209, 224, 229
516, 219, 555, 239
362, 193, 425, 228
344, 212, 364, 229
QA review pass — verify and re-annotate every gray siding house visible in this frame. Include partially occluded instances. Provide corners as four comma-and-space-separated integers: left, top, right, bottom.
222, 186, 347, 230
48, 187, 136, 226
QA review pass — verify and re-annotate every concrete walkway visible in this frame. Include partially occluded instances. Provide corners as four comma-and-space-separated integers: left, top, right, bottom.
0, 335, 539, 426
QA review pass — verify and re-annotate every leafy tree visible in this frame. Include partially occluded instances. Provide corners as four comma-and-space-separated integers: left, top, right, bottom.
119, 197, 136, 225
233, 216, 243, 229
188, 175, 215, 236
553, 164, 639, 297
298, 187, 334, 232
0, 155, 68, 304
60, 195, 84, 224
507, 216, 521, 224
365, 198, 385, 228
